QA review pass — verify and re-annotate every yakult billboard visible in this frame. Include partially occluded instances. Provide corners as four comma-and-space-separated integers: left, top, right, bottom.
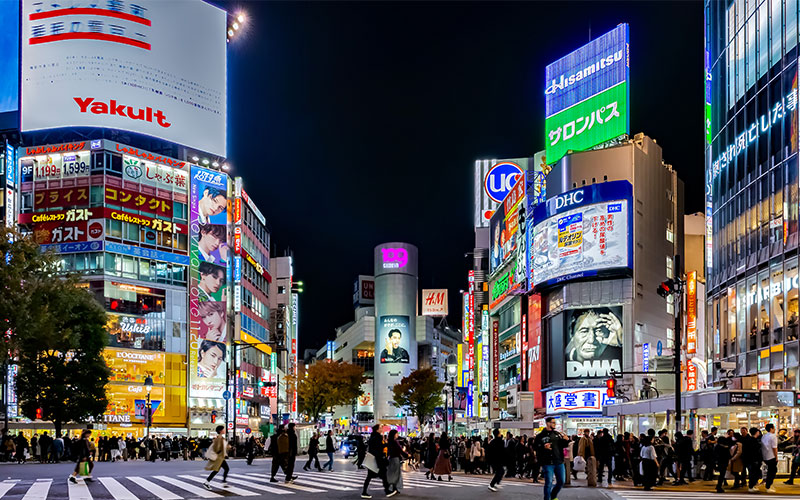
21, 0, 227, 156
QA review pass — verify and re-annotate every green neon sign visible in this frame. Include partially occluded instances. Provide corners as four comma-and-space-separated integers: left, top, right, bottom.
545, 82, 629, 165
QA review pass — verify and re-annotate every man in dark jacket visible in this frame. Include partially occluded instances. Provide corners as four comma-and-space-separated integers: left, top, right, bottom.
269, 425, 287, 483
784, 428, 800, 484
287, 423, 299, 482
743, 427, 763, 492
714, 435, 732, 493
533, 417, 569, 500
674, 430, 695, 484
303, 433, 323, 471
595, 428, 614, 485
322, 430, 335, 471
487, 429, 505, 491
362, 425, 393, 499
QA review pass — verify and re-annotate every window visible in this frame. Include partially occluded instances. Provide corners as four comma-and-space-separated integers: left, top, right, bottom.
787, 258, 799, 341
90, 186, 103, 206
666, 256, 674, 279
759, 269, 770, 348
125, 222, 139, 242
771, 261, 784, 345
667, 293, 674, 315
278, 286, 286, 294
737, 281, 747, 354
107, 219, 122, 238
174, 202, 187, 221
748, 274, 758, 350
728, 287, 737, 357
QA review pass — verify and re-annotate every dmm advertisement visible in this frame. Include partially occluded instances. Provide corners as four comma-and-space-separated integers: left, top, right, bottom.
545, 24, 630, 165
531, 180, 632, 287
21, 0, 227, 156
378, 315, 410, 364
565, 306, 623, 379
189, 166, 228, 398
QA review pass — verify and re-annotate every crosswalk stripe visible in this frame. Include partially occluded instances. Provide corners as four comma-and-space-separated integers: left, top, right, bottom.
0, 480, 17, 498
22, 480, 51, 500
127, 477, 183, 500
612, 492, 800, 499
291, 477, 354, 491
177, 475, 259, 496
302, 473, 399, 489
152, 476, 221, 498
243, 474, 326, 492
68, 479, 91, 500
220, 475, 295, 495
97, 478, 138, 500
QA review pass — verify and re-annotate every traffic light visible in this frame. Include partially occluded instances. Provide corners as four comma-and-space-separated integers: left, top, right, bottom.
657, 279, 676, 298
35, 408, 42, 419
605, 378, 616, 398
211, 414, 216, 423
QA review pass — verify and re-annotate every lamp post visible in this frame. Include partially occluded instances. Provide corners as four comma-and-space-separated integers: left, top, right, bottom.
445, 354, 457, 436
144, 375, 153, 460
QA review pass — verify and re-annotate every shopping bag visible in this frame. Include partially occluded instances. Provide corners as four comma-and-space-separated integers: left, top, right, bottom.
204, 448, 218, 461
363, 452, 379, 473
573, 456, 586, 472
78, 461, 91, 477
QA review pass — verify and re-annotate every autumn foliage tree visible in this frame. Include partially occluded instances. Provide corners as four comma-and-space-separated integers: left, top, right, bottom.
391, 367, 444, 429
291, 361, 365, 422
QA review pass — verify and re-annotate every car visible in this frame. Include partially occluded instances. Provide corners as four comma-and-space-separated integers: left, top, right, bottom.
340, 435, 361, 458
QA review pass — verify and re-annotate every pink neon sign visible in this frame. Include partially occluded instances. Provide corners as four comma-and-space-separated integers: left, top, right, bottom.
381, 248, 408, 269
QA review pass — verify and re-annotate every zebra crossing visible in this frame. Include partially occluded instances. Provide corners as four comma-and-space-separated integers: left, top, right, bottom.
0, 469, 517, 499
609, 489, 800, 500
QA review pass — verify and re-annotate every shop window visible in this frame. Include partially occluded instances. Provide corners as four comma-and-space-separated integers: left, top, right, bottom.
728, 287, 737, 356
171, 265, 186, 285
771, 261, 785, 345
759, 270, 770, 348
105, 253, 121, 277
788, 260, 800, 342
786, 156, 799, 238
90, 185, 103, 206
721, 291, 729, 358
173, 202, 187, 221
737, 281, 748, 353
139, 260, 152, 281
173, 233, 188, 252
771, 166, 784, 244
125, 222, 139, 242
107, 219, 122, 238
748, 274, 758, 350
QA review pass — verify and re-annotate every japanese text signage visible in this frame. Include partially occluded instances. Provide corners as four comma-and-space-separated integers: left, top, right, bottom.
687, 270, 697, 354
106, 186, 172, 218
492, 320, 499, 412
687, 361, 697, 391
122, 156, 188, 193
545, 24, 630, 165
545, 387, 615, 413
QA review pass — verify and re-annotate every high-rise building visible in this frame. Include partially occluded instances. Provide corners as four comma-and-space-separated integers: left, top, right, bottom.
705, 0, 800, 427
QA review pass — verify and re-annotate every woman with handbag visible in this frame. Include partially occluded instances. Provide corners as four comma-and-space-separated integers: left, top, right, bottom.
362, 424, 394, 499
470, 436, 484, 474
432, 432, 453, 481
386, 430, 409, 494
203, 425, 229, 490
68, 430, 94, 483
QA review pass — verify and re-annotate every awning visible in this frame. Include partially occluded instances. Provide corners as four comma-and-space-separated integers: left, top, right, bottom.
189, 398, 225, 410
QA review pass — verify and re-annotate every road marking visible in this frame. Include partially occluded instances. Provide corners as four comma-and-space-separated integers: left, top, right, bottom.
98, 477, 138, 500
127, 476, 183, 500
67, 478, 92, 500
177, 475, 259, 496
219, 475, 295, 495
291, 477, 355, 490
244, 473, 326, 492
152, 476, 221, 498
0, 480, 17, 497
23, 480, 51, 500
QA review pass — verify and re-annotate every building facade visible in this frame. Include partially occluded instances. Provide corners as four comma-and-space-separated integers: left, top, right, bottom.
705, 0, 800, 430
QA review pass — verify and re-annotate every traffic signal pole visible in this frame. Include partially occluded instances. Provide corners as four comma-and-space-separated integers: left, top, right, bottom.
673, 255, 682, 434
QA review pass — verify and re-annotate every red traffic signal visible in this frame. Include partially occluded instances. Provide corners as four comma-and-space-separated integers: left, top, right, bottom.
35, 407, 43, 419
211, 414, 216, 423
657, 279, 676, 298
605, 378, 616, 398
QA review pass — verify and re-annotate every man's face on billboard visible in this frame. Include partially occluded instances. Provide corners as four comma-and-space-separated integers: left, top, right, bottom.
573, 312, 602, 361
389, 331, 401, 349
200, 190, 226, 217
200, 270, 224, 293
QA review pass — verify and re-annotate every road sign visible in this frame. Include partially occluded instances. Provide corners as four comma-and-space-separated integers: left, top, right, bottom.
245, 427, 252, 434
227, 422, 233, 430
656, 340, 663, 356
222, 390, 231, 400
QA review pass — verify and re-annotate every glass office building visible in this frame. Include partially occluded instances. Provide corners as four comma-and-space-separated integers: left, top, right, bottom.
706, 0, 800, 422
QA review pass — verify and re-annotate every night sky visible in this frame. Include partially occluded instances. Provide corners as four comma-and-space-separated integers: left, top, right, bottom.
217, 1, 704, 354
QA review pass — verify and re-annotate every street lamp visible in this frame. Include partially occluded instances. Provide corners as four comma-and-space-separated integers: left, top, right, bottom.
144, 375, 153, 460
445, 354, 457, 436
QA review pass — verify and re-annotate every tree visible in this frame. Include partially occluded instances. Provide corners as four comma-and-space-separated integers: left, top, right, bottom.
14, 275, 110, 436
0, 227, 59, 364
392, 367, 444, 429
291, 361, 366, 422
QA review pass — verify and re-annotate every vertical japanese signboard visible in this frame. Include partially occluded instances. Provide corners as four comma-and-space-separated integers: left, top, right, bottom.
687, 270, 697, 354
467, 271, 475, 417
189, 166, 229, 399
492, 320, 500, 412
528, 294, 543, 408
545, 24, 630, 165
687, 361, 698, 391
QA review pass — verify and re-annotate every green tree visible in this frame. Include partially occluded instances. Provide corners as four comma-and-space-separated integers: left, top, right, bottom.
14, 275, 110, 436
0, 227, 59, 363
391, 367, 444, 429
292, 361, 365, 422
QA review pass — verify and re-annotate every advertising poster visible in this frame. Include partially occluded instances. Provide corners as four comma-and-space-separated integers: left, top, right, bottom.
378, 315, 410, 364
357, 380, 374, 413
532, 181, 632, 287
527, 295, 543, 408
489, 177, 525, 273
189, 166, 228, 398
565, 306, 623, 379
687, 270, 697, 354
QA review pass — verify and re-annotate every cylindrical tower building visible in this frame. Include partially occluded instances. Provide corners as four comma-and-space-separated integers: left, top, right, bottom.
373, 242, 419, 422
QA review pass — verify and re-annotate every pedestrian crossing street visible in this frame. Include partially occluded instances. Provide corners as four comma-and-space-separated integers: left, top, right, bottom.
610, 489, 800, 500
0, 469, 522, 499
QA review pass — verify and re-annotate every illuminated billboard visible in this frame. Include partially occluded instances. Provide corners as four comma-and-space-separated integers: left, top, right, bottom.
545, 24, 630, 165
531, 180, 632, 287
21, 0, 227, 156
189, 166, 229, 400
490, 174, 525, 273
474, 154, 548, 228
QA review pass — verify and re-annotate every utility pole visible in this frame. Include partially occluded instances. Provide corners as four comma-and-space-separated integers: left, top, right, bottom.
673, 255, 683, 434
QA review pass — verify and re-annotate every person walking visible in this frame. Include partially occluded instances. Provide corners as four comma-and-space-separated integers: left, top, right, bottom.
675, 430, 695, 484
386, 429, 408, 494
304, 432, 323, 471
322, 429, 335, 471
595, 429, 614, 485
286, 423, 299, 481
356, 435, 367, 469
361, 425, 394, 499
533, 417, 569, 500
728, 429, 745, 489
269, 426, 290, 483
713, 434, 732, 493
424, 434, 438, 479
743, 427, 763, 492
784, 428, 800, 484
762, 423, 779, 493
13, 433, 25, 464
68, 430, 95, 484
577, 428, 597, 486
432, 432, 453, 481
202, 425, 229, 490
470, 436, 484, 474
486, 429, 505, 492
639, 436, 659, 491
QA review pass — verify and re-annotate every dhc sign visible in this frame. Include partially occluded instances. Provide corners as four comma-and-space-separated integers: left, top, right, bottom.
484, 161, 523, 203
555, 189, 584, 210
